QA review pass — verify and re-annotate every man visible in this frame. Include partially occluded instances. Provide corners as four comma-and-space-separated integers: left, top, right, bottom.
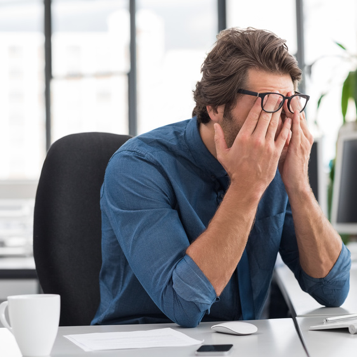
92, 28, 350, 327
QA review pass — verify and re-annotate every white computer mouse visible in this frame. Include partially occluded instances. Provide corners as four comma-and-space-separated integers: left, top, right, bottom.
211, 321, 258, 335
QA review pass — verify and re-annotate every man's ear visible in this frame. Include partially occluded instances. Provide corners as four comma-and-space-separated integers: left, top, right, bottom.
206, 105, 224, 123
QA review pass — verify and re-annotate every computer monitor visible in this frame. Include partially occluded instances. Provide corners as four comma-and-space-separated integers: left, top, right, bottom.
331, 131, 357, 234
309, 136, 327, 217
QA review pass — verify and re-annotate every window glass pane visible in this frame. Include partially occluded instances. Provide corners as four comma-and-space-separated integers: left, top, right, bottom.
304, 0, 357, 166
52, 0, 129, 143
0, 0, 43, 257
137, 0, 217, 134
0, 0, 45, 180
227, 0, 297, 56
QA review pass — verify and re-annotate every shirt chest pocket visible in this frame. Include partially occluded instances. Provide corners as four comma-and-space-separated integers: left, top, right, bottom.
247, 212, 286, 271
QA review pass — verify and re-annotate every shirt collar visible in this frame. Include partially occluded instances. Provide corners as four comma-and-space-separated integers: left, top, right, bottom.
185, 117, 227, 179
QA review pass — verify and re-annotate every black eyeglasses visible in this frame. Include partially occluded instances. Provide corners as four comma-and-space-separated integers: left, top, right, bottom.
237, 89, 310, 114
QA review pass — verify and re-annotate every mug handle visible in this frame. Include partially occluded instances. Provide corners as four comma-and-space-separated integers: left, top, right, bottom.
0, 301, 12, 333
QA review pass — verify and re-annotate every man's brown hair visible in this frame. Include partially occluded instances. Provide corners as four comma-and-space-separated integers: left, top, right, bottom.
192, 27, 302, 123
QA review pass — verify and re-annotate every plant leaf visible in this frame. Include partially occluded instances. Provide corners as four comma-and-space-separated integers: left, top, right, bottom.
317, 93, 327, 110
335, 41, 347, 51
353, 70, 357, 117
341, 72, 353, 123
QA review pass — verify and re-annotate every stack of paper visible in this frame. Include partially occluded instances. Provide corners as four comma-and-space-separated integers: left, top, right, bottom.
64, 328, 204, 352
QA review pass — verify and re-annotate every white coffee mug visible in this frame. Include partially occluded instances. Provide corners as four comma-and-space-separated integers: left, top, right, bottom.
0, 294, 60, 357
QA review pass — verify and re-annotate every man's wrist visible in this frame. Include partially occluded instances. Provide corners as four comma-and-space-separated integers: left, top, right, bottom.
228, 179, 263, 208
282, 173, 311, 197
286, 184, 315, 205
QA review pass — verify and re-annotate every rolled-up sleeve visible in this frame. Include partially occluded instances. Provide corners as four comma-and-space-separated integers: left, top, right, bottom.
296, 245, 350, 307
102, 150, 217, 327
280, 202, 351, 307
173, 255, 217, 308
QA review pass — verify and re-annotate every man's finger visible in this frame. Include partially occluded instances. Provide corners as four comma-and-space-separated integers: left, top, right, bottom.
265, 107, 283, 141
275, 117, 292, 152
289, 110, 301, 145
298, 111, 311, 139
239, 97, 262, 135
283, 91, 295, 119
254, 94, 282, 138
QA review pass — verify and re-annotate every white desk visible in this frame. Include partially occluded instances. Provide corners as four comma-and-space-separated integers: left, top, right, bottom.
296, 316, 357, 357
274, 258, 357, 318
0, 319, 307, 357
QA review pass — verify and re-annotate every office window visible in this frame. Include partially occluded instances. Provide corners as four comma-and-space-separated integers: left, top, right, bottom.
227, 1, 297, 57
0, 0, 45, 180
304, 0, 357, 166
136, 0, 217, 134
51, 0, 129, 143
0, 0, 43, 256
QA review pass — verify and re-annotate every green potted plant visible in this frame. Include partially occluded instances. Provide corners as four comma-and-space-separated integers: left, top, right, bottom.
308, 43, 357, 244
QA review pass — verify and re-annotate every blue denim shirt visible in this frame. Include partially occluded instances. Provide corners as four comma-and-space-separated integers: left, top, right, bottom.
92, 117, 351, 327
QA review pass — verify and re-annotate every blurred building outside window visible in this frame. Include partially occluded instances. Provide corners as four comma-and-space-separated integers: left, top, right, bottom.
136, 0, 217, 134
0, 0, 44, 257
51, 0, 129, 143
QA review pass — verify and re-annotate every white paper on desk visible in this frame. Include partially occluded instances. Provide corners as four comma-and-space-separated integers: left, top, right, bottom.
64, 328, 204, 352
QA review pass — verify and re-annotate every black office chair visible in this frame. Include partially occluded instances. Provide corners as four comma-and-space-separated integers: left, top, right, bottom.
33, 132, 131, 326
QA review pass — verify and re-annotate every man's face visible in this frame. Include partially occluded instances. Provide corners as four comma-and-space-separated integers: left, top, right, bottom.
220, 68, 295, 148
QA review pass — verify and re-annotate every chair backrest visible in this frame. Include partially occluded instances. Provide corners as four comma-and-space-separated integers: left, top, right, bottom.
33, 132, 131, 326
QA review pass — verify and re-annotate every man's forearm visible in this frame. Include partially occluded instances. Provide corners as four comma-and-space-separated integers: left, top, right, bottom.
287, 187, 342, 278
190, 95, 292, 296
186, 181, 260, 296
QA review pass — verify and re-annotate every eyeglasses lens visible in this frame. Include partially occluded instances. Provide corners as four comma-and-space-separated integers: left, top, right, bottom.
262, 93, 283, 113
289, 95, 307, 113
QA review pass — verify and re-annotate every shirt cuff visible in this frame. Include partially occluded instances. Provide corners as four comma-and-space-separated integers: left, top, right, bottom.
173, 255, 218, 311
299, 244, 351, 306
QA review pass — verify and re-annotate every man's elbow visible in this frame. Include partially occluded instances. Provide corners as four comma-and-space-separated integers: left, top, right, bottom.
325, 289, 349, 308
170, 304, 206, 328
318, 279, 350, 307
176, 318, 200, 328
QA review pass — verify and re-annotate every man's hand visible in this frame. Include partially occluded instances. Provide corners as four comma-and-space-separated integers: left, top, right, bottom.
278, 91, 314, 195
214, 95, 292, 199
